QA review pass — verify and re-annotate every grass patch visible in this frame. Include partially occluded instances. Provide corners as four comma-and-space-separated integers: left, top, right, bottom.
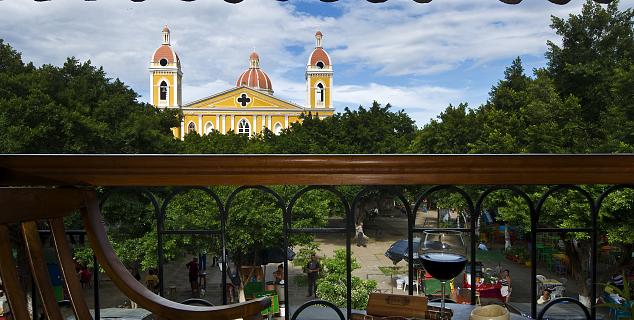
378, 265, 406, 276
476, 249, 506, 264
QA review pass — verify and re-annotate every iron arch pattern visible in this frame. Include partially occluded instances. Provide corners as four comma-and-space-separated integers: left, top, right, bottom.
474, 186, 535, 312
351, 186, 413, 297
99, 187, 163, 297
290, 299, 346, 320
411, 186, 475, 303
160, 187, 225, 299
286, 185, 353, 319
94, 183, 616, 319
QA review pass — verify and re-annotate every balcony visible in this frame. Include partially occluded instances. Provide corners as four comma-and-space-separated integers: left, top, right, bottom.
1, 154, 633, 320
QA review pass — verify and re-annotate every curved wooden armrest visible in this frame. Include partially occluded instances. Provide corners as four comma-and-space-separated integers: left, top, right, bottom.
80, 190, 270, 320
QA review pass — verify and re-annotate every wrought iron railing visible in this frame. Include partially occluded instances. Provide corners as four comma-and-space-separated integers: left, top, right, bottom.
2, 154, 633, 319
93, 183, 628, 319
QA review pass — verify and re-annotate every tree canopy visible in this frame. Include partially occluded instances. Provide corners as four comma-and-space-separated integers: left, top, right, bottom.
0, 41, 179, 154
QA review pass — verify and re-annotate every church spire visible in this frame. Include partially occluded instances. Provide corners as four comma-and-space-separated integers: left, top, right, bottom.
162, 25, 170, 45
306, 31, 332, 110
249, 51, 260, 69
315, 31, 323, 48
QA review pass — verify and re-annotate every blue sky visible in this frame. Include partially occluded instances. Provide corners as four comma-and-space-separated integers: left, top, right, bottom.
0, 0, 631, 126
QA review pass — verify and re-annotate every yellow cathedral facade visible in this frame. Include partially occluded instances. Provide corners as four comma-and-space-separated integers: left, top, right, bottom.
149, 26, 334, 139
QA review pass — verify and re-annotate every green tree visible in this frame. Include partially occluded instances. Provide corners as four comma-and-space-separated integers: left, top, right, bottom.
0, 42, 179, 153
181, 130, 273, 154
268, 102, 416, 154
409, 103, 480, 153
316, 249, 377, 310
546, 0, 634, 150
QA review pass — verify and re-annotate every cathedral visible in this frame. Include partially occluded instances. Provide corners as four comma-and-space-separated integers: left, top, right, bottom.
149, 26, 334, 139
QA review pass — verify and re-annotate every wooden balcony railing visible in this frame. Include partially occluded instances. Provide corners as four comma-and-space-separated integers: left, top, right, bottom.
2, 154, 634, 186
1, 154, 633, 320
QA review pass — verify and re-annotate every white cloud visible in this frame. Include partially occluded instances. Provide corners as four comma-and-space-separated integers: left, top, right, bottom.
182, 80, 234, 104
1, 0, 631, 127
0, 0, 328, 102
324, 0, 583, 76
333, 83, 466, 125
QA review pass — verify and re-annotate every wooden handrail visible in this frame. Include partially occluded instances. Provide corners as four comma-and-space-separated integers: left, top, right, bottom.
0, 188, 270, 320
2, 154, 634, 186
0, 188, 84, 224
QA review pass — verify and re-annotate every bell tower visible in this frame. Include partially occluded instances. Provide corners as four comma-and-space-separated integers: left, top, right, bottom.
306, 31, 333, 110
149, 25, 182, 108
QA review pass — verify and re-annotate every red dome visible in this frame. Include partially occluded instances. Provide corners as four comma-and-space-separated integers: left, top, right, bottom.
236, 69, 272, 93
308, 47, 331, 66
236, 52, 273, 93
152, 45, 179, 65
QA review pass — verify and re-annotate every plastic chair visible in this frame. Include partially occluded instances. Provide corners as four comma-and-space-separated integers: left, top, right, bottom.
536, 243, 545, 260
542, 247, 554, 259
603, 293, 632, 320
542, 248, 555, 270
613, 301, 632, 320
403, 279, 419, 295
551, 286, 565, 299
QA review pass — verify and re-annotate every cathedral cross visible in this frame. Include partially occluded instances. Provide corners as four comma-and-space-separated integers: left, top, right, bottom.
237, 93, 251, 107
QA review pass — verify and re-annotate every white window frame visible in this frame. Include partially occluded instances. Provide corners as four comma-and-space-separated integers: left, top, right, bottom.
273, 122, 283, 135
204, 121, 214, 135
315, 82, 325, 107
237, 118, 251, 136
158, 79, 170, 106
187, 121, 196, 134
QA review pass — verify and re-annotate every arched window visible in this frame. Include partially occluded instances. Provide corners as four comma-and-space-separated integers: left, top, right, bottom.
205, 122, 214, 135
237, 118, 250, 136
159, 81, 168, 101
316, 61, 325, 69
273, 122, 283, 135
316, 83, 325, 103
188, 122, 196, 134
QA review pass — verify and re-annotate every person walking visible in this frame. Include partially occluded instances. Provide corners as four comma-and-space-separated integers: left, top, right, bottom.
355, 223, 367, 247
79, 267, 92, 289
199, 251, 207, 271
500, 269, 512, 303
186, 257, 200, 296
305, 254, 320, 297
